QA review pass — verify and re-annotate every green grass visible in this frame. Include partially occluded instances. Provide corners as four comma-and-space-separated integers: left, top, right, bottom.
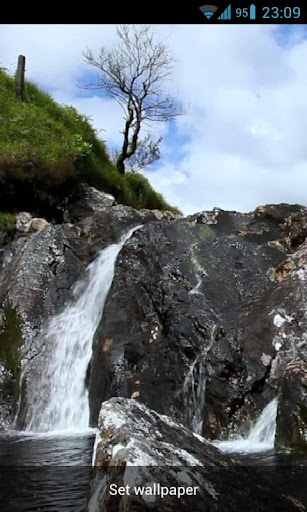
0, 69, 179, 216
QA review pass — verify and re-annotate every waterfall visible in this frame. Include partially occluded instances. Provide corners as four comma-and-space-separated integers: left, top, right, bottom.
188, 255, 207, 296
22, 226, 141, 433
214, 398, 278, 454
183, 325, 216, 434
183, 356, 207, 434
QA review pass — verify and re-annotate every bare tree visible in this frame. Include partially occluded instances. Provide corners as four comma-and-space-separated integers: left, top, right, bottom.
112, 134, 162, 173
127, 134, 162, 172
83, 25, 185, 174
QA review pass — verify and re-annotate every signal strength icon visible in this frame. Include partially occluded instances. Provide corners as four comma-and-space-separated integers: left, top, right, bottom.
218, 4, 232, 20
199, 4, 218, 19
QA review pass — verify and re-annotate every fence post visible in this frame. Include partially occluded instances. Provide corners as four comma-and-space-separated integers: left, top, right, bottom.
16, 55, 26, 101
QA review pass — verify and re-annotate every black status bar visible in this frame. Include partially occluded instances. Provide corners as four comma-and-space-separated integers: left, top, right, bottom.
196, 1, 305, 23
2, 2, 307, 23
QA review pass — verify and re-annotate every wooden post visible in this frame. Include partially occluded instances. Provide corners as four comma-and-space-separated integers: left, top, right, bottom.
16, 55, 26, 101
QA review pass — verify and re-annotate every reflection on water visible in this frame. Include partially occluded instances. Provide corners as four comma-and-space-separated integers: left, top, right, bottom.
235, 451, 307, 506
0, 434, 306, 511
0, 433, 95, 512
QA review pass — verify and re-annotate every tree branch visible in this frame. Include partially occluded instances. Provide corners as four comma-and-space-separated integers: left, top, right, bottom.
83, 25, 186, 174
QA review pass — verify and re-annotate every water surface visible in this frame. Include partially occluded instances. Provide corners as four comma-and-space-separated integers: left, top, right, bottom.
0, 433, 95, 512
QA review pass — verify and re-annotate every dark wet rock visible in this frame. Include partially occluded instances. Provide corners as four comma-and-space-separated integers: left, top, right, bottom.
276, 359, 307, 451
254, 204, 305, 225
0, 225, 85, 428
68, 184, 181, 224
247, 239, 307, 450
89, 205, 304, 438
0, 213, 132, 429
283, 209, 307, 248
201, 224, 307, 439
0, 198, 181, 430
68, 185, 116, 221
70, 204, 181, 266
88, 397, 299, 512
2, 196, 307, 447
262, 240, 307, 450
0, 306, 23, 430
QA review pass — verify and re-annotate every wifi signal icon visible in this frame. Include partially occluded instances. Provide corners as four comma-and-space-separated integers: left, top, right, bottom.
199, 4, 218, 19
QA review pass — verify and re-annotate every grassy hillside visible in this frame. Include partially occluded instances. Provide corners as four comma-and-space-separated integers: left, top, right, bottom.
0, 69, 179, 218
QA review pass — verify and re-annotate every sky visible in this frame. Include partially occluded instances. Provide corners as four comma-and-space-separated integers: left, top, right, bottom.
1, 24, 307, 215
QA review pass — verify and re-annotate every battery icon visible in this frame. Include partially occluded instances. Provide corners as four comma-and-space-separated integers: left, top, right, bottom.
250, 4, 256, 19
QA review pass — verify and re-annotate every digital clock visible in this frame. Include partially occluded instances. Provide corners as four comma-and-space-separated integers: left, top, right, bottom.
262, 6, 301, 19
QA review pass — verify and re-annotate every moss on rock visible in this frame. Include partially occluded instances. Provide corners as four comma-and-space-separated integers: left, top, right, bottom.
276, 405, 307, 453
0, 212, 15, 246
0, 304, 23, 407
200, 225, 215, 239
290, 422, 307, 452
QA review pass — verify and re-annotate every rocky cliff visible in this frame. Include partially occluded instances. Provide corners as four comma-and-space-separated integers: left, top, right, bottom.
88, 201, 307, 451
0, 188, 307, 448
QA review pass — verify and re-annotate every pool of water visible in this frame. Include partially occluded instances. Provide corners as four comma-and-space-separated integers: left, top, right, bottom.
0, 433, 95, 512
233, 450, 307, 506
0, 434, 306, 511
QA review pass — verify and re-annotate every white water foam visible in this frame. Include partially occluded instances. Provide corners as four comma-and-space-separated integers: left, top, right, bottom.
214, 398, 278, 454
22, 226, 141, 433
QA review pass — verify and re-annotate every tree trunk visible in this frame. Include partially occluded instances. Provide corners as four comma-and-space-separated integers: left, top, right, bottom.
116, 112, 141, 174
116, 104, 135, 175
116, 157, 126, 175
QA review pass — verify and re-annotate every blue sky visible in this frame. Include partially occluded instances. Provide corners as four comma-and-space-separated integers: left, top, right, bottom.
1, 24, 307, 214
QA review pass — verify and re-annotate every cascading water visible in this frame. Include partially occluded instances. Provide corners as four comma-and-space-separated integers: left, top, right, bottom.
183, 356, 207, 434
214, 398, 278, 454
183, 325, 216, 434
188, 254, 207, 296
22, 226, 141, 433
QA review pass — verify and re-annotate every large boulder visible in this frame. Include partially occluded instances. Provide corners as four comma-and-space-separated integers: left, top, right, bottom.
89, 205, 305, 437
15, 212, 32, 234
261, 239, 307, 451
68, 184, 181, 223
88, 397, 299, 512
283, 209, 307, 248
68, 185, 116, 221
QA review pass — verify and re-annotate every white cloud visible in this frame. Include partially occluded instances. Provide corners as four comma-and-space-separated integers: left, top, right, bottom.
0, 24, 116, 89
1, 24, 307, 214
53, 92, 124, 148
